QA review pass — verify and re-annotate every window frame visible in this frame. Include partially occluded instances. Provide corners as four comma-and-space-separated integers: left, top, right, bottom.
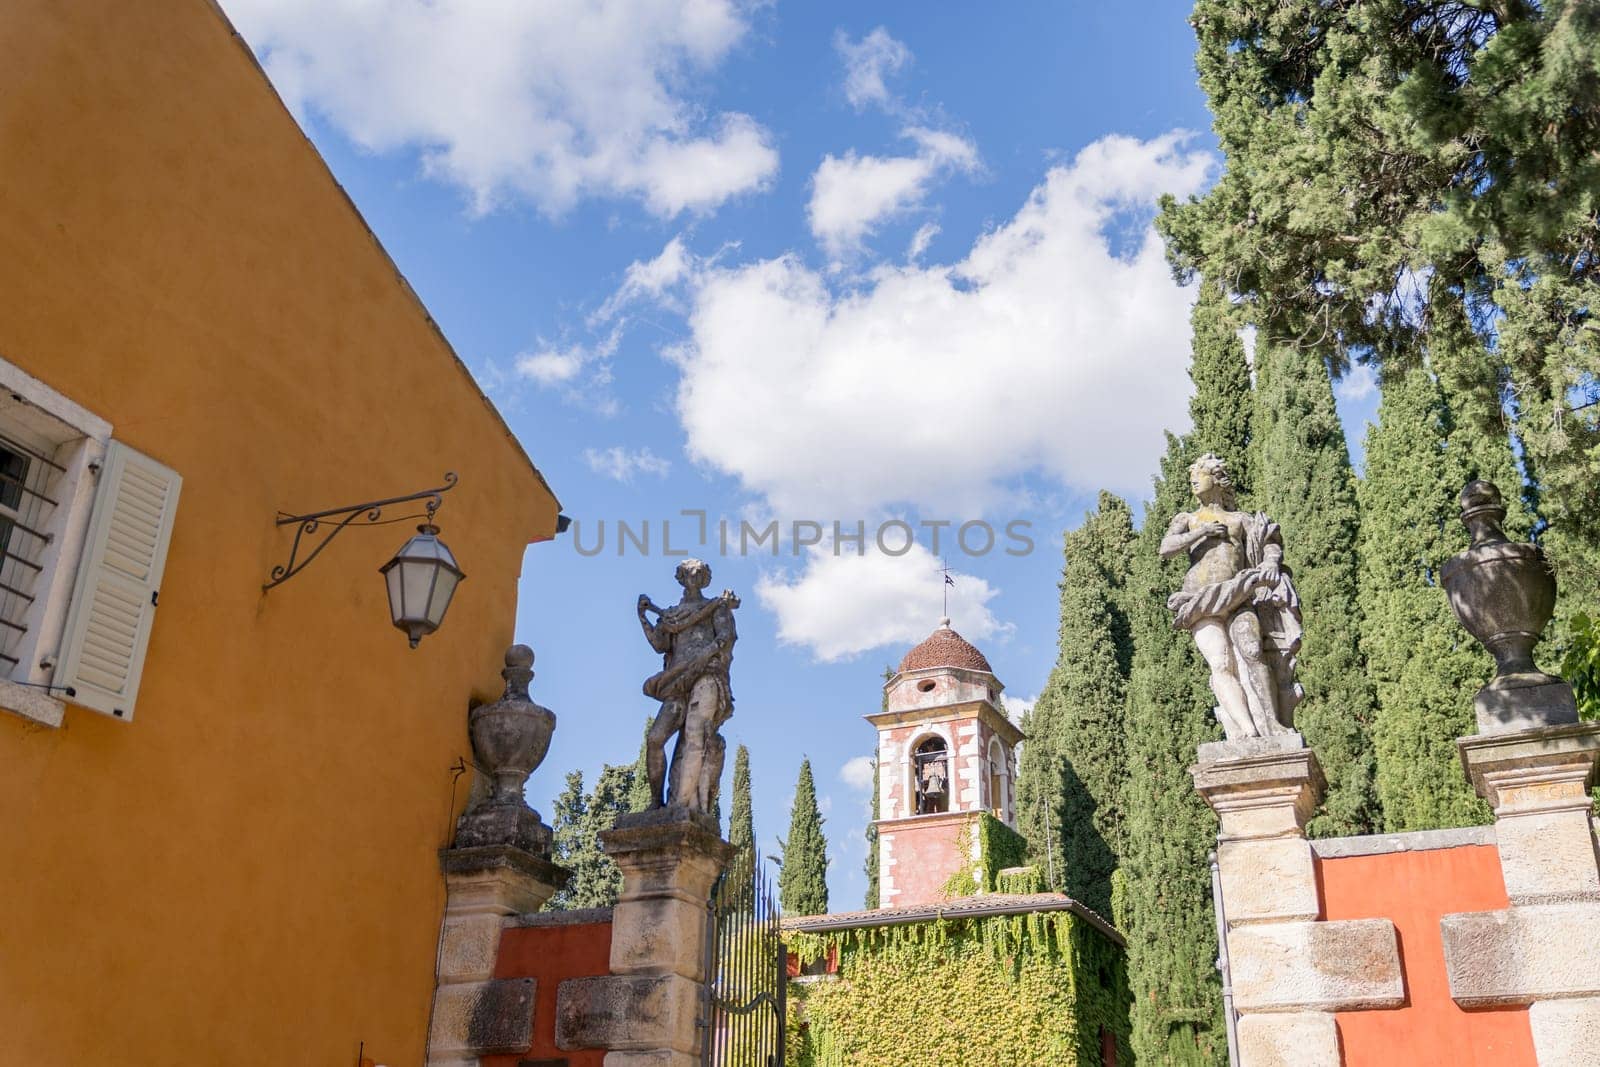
0, 358, 111, 727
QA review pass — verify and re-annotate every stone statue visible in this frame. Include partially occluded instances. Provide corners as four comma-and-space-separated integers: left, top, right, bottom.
1161, 454, 1304, 740
638, 558, 739, 813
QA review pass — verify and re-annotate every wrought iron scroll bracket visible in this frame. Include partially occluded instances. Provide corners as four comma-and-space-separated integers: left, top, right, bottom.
263, 471, 458, 591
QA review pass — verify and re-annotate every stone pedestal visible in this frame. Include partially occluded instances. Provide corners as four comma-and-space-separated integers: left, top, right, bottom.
1443, 721, 1600, 1066
427, 845, 568, 1067
1193, 736, 1404, 1067
556, 807, 735, 1067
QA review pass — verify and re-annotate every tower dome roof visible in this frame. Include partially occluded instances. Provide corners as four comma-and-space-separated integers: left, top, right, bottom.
898, 618, 993, 675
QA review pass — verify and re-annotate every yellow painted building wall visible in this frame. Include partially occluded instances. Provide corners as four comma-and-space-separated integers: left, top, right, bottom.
0, 2, 561, 1063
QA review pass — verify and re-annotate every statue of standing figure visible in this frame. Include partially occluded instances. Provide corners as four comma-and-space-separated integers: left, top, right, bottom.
637, 558, 739, 813
1161, 454, 1304, 740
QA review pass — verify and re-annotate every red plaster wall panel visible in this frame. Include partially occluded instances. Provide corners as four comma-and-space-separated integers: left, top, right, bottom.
1317, 845, 1535, 1066
880, 813, 974, 908
484, 919, 614, 1067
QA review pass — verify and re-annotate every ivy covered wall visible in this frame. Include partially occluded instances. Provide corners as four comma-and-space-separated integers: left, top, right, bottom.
786, 911, 1129, 1067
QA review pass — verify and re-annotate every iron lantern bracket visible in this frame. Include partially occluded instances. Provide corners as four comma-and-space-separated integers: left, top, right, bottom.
263, 471, 458, 591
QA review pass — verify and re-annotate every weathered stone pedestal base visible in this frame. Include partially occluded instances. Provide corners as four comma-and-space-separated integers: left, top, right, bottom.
556, 807, 734, 1065
428, 845, 568, 1067
1193, 735, 1404, 1067
1442, 722, 1600, 1066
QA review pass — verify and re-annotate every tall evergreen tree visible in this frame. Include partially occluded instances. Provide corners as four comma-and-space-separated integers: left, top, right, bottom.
1015, 492, 1135, 917
1358, 361, 1495, 831
548, 763, 637, 910
626, 717, 654, 813
729, 744, 754, 853
1121, 433, 1226, 1066
778, 758, 829, 917
1188, 278, 1255, 494
863, 753, 880, 908
1251, 345, 1378, 837
1158, 0, 1600, 616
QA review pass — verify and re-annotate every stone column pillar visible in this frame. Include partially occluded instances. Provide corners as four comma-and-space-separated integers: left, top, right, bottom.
1193, 734, 1405, 1067
556, 807, 735, 1067
428, 845, 567, 1067
1442, 722, 1600, 1066
426, 645, 569, 1067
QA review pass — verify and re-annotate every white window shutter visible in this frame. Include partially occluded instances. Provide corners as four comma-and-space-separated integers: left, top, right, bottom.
54, 441, 181, 721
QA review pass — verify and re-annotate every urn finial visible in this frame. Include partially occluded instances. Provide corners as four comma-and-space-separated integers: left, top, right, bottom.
452, 643, 558, 855
1441, 480, 1577, 734
1459, 480, 1509, 547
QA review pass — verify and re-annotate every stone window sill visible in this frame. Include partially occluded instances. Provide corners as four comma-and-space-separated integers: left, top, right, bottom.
0, 678, 66, 727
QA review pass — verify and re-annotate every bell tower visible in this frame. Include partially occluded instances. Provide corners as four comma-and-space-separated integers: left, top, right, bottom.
868, 619, 1022, 909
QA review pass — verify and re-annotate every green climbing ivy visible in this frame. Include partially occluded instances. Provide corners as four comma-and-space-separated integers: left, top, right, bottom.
938, 814, 1030, 899
785, 911, 1129, 1067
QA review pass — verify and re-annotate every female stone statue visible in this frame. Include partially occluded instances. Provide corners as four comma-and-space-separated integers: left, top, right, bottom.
1159, 454, 1303, 740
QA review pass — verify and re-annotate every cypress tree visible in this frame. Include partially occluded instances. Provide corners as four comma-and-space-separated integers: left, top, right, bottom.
1358, 360, 1493, 831
1251, 345, 1378, 837
1121, 432, 1226, 1066
729, 744, 754, 853
1158, 0, 1600, 634
1188, 278, 1254, 494
778, 758, 829, 917
864, 753, 880, 908
626, 717, 654, 813
1016, 492, 1135, 917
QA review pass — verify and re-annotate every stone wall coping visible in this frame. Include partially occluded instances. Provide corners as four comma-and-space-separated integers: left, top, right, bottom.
439, 844, 571, 889
1310, 825, 1497, 859
779, 891, 1125, 948
508, 906, 615, 929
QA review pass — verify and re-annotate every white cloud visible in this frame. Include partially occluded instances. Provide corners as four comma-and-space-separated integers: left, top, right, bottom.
1001, 693, 1036, 729
840, 755, 876, 792
756, 541, 1003, 662
515, 329, 621, 412
675, 132, 1214, 517
836, 28, 912, 112
594, 236, 695, 324
221, 0, 778, 217
516, 346, 588, 387
1334, 361, 1378, 403
907, 222, 939, 262
583, 446, 672, 482
807, 127, 979, 259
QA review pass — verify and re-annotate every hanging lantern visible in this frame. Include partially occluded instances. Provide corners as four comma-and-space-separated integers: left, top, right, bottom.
380, 522, 465, 648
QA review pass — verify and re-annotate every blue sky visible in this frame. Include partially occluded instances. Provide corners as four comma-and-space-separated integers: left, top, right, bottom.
223, 0, 1379, 909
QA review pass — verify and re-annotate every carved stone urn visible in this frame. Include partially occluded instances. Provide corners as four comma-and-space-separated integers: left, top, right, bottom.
1441, 480, 1577, 733
453, 644, 557, 855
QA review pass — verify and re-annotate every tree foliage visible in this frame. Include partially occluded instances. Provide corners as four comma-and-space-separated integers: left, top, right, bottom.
1357, 361, 1493, 830
548, 762, 637, 911
1120, 433, 1226, 1066
730, 743, 755, 853
780, 758, 829, 917
864, 752, 880, 909
1158, 0, 1600, 604
1016, 493, 1135, 918
1251, 344, 1379, 836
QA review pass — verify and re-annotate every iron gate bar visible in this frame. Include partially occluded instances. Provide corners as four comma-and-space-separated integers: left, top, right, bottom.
702, 851, 785, 1067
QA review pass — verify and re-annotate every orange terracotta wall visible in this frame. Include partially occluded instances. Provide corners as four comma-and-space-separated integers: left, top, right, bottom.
878, 811, 977, 907
486, 916, 615, 1067
1318, 844, 1535, 1066
0, 1, 559, 1063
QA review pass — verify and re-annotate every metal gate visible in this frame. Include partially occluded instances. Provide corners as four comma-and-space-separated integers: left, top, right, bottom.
702, 851, 786, 1067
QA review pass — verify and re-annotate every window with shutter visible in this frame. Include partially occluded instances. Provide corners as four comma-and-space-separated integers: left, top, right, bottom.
53, 441, 181, 721
0, 355, 188, 728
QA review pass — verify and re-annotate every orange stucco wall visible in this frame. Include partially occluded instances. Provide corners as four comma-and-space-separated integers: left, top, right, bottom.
878, 811, 979, 907
0, 2, 559, 1064
1318, 845, 1535, 1066
485, 918, 615, 1067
